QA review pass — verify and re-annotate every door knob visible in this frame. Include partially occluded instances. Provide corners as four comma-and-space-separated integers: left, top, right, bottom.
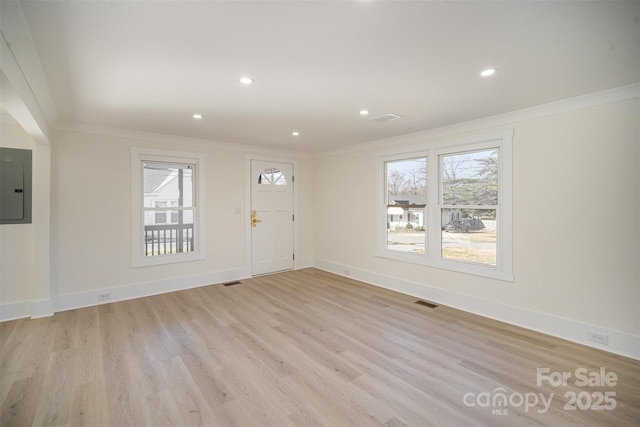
251, 210, 262, 228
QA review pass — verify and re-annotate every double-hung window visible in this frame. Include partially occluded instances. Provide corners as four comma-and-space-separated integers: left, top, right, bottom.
385, 155, 428, 255
377, 130, 513, 281
131, 148, 206, 267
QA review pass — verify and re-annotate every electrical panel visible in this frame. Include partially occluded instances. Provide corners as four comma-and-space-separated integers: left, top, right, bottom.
0, 147, 32, 224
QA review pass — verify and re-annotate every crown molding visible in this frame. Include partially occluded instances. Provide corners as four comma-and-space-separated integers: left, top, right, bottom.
53, 121, 313, 159
51, 83, 638, 160
314, 83, 640, 158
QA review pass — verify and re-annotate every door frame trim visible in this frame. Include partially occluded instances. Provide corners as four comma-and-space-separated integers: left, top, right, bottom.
244, 155, 298, 276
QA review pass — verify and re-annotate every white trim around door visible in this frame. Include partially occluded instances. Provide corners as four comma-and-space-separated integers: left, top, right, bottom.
245, 155, 299, 276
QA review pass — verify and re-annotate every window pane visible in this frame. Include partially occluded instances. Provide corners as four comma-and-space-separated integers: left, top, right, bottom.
386, 158, 427, 200
155, 212, 167, 224
143, 162, 195, 257
144, 163, 194, 207
387, 207, 426, 254
144, 208, 195, 256
441, 208, 496, 265
386, 157, 426, 254
258, 168, 287, 185
441, 149, 498, 205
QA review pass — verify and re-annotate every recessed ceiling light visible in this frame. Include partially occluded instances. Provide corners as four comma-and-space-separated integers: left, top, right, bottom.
192, 113, 203, 119
292, 131, 300, 136
480, 68, 496, 77
360, 110, 370, 116
240, 77, 254, 85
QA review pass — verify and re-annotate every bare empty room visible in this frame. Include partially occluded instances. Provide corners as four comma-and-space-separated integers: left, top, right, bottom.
1, 1, 639, 426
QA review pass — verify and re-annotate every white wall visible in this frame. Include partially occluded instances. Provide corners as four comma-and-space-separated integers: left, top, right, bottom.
313, 97, 640, 358
0, 119, 36, 318
50, 127, 314, 310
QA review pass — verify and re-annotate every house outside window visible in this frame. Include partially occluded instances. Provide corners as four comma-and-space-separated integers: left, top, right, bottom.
376, 130, 513, 281
131, 148, 206, 267
154, 201, 168, 224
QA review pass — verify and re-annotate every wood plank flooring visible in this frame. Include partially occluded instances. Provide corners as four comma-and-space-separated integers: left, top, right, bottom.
1, 268, 639, 426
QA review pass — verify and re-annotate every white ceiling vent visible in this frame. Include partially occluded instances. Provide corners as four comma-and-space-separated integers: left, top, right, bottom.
372, 113, 402, 123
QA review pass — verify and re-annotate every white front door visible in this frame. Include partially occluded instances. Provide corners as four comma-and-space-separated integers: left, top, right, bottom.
251, 160, 294, 275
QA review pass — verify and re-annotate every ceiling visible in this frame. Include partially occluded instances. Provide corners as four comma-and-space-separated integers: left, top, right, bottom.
14, 0, 640, 152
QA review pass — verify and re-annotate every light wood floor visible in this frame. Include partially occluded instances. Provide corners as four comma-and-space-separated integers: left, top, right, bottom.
1, 268, 639, 426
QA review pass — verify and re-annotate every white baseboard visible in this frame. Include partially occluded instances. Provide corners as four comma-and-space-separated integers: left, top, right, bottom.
31, 298, 54, 319
313, 259, 640, 360
5, 260, 637, 361
0, 299, 33, 322
1, 298, 56, 321
2, 261, 312, 321
55, 268, 249, 313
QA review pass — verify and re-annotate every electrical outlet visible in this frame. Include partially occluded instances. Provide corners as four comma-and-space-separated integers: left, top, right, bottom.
588, 332, 609, 345
98, 292, 112, 302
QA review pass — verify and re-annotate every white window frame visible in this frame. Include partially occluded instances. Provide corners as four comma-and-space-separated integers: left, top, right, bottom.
383, 152, 429, 260
375, 130, 513, 281
131, 148, 206, 268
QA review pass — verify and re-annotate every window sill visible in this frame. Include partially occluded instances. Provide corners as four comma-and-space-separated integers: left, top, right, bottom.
375, 249, 514, 282
131, 252, 205, 268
